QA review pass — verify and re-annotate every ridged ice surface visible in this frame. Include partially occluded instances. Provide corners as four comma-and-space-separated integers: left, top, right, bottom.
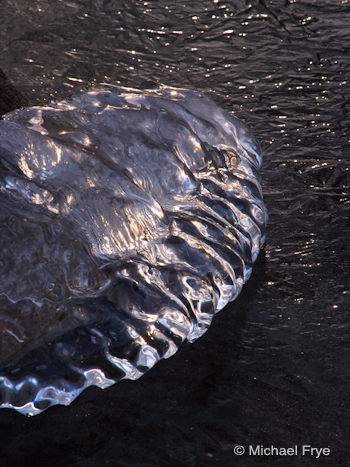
0, 85, 266, 415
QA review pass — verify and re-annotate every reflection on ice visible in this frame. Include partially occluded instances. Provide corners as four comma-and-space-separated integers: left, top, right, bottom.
0, 85, 266, 415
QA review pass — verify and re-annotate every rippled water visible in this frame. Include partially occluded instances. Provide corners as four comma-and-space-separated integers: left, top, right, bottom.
0, 0, 349, 464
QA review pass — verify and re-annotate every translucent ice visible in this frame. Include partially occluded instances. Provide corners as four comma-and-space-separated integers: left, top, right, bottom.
0, 85, 267, 415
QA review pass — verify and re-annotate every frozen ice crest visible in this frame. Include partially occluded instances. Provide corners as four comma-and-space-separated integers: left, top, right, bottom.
0, 85, 267, 415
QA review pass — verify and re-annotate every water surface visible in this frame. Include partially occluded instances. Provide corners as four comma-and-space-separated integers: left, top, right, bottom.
0, 0, 349, 465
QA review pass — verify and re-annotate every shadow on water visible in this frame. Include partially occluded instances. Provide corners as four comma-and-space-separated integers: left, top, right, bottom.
0, 68, 28, 116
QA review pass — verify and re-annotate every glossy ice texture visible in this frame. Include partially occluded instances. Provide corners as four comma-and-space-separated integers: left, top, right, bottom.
0, 85, 266, 415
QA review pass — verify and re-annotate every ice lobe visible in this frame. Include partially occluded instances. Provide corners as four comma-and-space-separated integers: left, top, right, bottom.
0, 85, 267, 415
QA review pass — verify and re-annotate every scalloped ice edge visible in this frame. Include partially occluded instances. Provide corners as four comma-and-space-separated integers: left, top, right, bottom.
0, 260, 259, 417
0, 200, 265, 416
0, 84, 267, 416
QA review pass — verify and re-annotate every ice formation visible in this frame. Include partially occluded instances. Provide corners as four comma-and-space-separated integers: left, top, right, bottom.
0, 85, 266, 415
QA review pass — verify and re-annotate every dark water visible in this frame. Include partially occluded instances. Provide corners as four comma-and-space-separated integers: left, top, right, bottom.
0, 0, 349, 465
